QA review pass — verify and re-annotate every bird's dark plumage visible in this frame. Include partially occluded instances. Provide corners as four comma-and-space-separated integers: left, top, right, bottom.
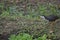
42, 15, 59, 21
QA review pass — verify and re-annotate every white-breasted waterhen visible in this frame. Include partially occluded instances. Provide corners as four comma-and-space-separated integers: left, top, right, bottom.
40, 15, 59, 33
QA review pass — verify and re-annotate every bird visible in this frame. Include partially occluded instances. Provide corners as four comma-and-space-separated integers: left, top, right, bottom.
40, 15, 59, 22
40, 15, 59, 33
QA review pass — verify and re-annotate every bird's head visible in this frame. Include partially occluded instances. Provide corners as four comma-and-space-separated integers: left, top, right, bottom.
40, 15, 46, 20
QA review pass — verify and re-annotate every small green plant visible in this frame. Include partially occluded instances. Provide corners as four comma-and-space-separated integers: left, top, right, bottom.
9, 33, 33, 40
37, 34, 47, 40
0, 11, 9, 17
9, 33, 47, 40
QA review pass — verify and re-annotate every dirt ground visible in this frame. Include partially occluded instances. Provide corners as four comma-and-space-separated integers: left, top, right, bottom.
0, 0, 60, 40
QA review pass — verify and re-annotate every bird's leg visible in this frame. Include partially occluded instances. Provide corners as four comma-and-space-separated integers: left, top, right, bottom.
49, 19, 60, 33
49, 22, 55, 33
54, 19, 60, 24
